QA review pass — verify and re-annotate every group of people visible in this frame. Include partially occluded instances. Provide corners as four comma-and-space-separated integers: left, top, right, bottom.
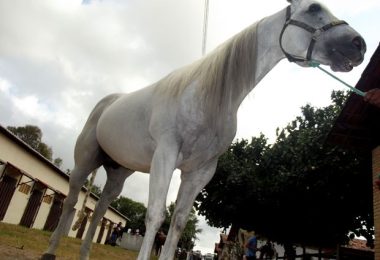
105, 222, 124, 246
244, 233, 275, 260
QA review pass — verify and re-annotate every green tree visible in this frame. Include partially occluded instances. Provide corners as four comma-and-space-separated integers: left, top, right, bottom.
195, 135, 270, 231
164, 203, 202, 251
255, 91, 373, 248
53, 158, 63, 168
7, 125, 63, 166
111, 196, 147, 234
195, 91, 374, 249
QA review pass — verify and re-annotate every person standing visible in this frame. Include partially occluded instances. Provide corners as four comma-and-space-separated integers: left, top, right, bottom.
245, 233, 258, 260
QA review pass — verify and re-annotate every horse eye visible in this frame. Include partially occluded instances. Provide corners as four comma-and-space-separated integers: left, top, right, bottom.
308, 3, 321, 13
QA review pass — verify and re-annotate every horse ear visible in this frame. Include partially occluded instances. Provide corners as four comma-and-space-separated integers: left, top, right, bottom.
287, 0, 302, 5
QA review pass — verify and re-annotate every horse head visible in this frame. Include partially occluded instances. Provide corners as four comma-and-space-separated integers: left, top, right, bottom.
280, 0, 366, 71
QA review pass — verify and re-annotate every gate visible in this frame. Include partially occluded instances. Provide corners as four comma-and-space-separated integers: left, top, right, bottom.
105, 221, 114, 243
97, 218, 108, 243
43, 193, 65, 231
76, 208, 92, 239
0, 175, 17, 220
19, 181, 46, 228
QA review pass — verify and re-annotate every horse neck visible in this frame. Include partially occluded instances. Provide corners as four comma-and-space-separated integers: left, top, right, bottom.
228, 8, 287, 111
254, 9, 287, 86
158, 8, 287, 120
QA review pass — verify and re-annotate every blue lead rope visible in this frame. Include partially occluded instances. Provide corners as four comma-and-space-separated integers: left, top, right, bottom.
308, 61, 366, 97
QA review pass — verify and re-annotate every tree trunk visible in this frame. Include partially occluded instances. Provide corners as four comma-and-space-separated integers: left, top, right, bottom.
227, 223, 240, 242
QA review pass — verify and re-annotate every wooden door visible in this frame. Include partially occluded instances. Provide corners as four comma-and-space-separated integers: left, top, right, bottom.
97, 218, 107, 243
76, 208, 92, 239
43, 194, 65, 231
0, 175, 17, 220
19, 187, 43, 227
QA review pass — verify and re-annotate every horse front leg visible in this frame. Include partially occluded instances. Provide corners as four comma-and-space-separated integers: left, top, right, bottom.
159, 160, 217, 260
79, 166, 133, 260
137, 137, 179, 260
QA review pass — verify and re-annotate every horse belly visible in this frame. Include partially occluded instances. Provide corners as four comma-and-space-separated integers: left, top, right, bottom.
96, 95, 155, 173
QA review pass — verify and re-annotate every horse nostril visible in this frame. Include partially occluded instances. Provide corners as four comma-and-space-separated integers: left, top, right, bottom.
352, 36, 366, 52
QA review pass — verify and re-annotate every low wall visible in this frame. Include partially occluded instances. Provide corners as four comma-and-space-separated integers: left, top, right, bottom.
120, 233, 144, 252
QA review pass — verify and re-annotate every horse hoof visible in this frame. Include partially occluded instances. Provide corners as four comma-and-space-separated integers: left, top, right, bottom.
41, 253, 56, 260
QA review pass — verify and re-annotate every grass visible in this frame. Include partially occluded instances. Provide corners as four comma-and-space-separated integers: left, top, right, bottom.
0, 222, 156, 259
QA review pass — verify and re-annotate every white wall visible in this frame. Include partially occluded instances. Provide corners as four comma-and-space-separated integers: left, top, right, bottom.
0, 130, 128, 243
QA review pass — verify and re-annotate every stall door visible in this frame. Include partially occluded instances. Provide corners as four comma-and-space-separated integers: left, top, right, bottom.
0, 175, 17, 220
19, 188, 43, 227
97, 218, 108, 243
43, 194, 65, 231
76, 208, 92, 239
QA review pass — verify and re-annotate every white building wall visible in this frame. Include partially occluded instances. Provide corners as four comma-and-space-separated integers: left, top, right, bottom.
0, 129, 128, 244
33, 197, 52, 229
0, 135, 69, 195
93, 221, 101, 243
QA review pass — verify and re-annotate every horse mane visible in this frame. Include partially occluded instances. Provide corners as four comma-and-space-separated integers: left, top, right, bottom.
154, 21, 259, 116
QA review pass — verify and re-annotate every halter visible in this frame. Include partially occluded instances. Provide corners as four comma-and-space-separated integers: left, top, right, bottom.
279, 5, 348, 63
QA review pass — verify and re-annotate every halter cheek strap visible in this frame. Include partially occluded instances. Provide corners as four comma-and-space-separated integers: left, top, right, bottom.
280, 6, 348, 63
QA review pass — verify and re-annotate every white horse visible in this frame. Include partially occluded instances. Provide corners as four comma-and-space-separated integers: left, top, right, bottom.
42, 0, 366, 259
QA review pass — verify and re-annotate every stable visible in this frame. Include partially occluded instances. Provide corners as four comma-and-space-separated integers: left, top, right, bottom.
328, 42, 380, 259
0, 125, 128, 244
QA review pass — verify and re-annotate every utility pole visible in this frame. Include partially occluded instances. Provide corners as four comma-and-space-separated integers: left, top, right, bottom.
202, 0, 209, 56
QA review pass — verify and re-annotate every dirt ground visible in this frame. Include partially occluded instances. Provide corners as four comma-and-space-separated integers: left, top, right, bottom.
0, 243, 41, 260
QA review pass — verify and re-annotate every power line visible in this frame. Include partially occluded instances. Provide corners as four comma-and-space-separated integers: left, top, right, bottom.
202, 0, 209, 56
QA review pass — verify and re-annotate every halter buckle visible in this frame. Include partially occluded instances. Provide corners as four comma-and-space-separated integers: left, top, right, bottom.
312, 29, 322, 40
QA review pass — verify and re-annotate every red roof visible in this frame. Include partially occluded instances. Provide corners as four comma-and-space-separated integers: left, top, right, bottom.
346, 239, 374, 252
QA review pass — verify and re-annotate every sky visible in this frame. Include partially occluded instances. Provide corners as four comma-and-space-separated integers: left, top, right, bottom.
1, 0, 380, 255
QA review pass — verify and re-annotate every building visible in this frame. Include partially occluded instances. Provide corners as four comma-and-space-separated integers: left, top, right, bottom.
328, 42, 380, 259
0, 125, 128, 244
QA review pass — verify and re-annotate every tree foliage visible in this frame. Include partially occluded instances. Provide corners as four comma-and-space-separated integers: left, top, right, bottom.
110, 198, 201, 251
163, 203, 202, 251
195, 91, 374, 248
195, 134, 270, 229
111, 196, 147, 234
7, 125, 63, 166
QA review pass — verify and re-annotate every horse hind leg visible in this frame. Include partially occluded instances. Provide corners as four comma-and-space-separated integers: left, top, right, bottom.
42, 127, 105, 258
79, 165, 133, 260
42, 164, 102, 259
42, 143, 103, 259
42, 94, 122, 260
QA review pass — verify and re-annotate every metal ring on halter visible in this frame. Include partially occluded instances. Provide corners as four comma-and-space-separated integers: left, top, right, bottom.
279, 6, 348, 63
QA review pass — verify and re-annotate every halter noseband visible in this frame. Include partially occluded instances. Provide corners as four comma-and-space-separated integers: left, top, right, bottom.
280, 5, 348, 63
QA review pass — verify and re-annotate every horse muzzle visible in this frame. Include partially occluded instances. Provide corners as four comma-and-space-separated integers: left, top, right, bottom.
328, 35, 366, 72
